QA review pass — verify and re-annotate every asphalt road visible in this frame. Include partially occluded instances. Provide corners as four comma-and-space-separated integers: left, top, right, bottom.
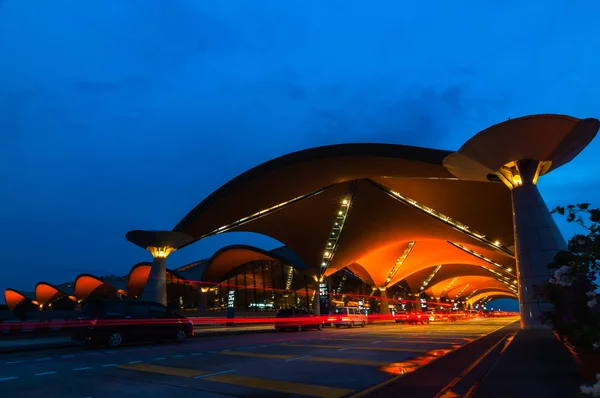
0, 317, 518, 398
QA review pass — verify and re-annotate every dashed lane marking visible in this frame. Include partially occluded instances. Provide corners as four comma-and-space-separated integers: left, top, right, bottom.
117, 363, 207, 378
34, 371, 57, 376
35, 358, 52, 361
101, 364, 118, 367
203, 372, 354, 398
191, 353, 202, 356
337, 347, 350, 352
6, 360, 24, 364
173, 355, 185, 358
128, 361, 143, 364
0, 377, 18, 381
286, 355, 311, 362
73, 367, 91, 371
61, 354, 76, 358
153, 357, 166, 361
215, 350, 389, 367
194, 370, 237, 379
281, 343, 430, 353
218, 351, 294, 360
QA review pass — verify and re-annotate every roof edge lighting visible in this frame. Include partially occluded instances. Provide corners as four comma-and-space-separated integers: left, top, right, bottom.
369, 179, 515, 257
320, 182, 357, 275
385, 241, 416, 286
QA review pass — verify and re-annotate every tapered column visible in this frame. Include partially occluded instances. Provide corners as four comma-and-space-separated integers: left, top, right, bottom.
509, 160, 567, 329
379, 288, 391, 315
142, 247, 175, 306
126, 230, 193, 307
198, 288, 208, 313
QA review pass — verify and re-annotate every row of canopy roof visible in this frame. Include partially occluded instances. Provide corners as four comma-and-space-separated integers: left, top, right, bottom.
4, 239, 516, 311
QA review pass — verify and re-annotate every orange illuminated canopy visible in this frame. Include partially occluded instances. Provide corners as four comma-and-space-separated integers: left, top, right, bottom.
4, 289, 37, 310
171, 114, 598, 297
35, 282, 75, 306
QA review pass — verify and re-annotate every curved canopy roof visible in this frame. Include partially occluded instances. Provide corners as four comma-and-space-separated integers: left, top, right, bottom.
74, 274, 127, 301
444, 115, 600, 181
200, 244, 307, 283
35, 282, 75, 306
4, 289, 37, 310
468, 291, 517, 305
172, 114, 595, 297
127, 262, 186, 298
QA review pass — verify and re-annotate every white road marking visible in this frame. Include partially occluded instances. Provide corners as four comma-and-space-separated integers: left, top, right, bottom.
337, 347, 350, 351
35, 371, 57, 376
194, 369, 236, 379
153, 357, 166, 361
371, 341, 381, 344
0, 377, 18, 381
173, 355, 185, 358
61, 354, 76, 358
101, 364, 117, 367
190, 353, 202, 356
128, 361, 143, 364
73, 367, 91, 371
286, 355, 311, 362
6, 360, 24, 364
35, 358, 52, 361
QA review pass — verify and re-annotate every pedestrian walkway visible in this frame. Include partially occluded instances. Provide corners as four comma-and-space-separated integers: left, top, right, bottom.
472, 329, 581, 398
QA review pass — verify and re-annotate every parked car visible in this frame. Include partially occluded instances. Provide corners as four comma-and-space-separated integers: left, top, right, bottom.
330, 306, 368, 328
395, 311, 429, 324
71, 299, 194, 347
275, 308, 324, 332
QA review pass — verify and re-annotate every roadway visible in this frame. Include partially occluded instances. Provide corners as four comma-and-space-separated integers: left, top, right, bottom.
0, 317, 518, 398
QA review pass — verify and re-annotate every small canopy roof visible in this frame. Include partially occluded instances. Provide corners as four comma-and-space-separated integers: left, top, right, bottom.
35, 282, 75, 306
4, 288, 37, 310
200, 244, 307, 283
74, 274, 127, 301
126, 262, 186, 298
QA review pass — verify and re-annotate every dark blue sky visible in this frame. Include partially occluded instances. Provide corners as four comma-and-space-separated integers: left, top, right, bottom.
1, 1, 599, 309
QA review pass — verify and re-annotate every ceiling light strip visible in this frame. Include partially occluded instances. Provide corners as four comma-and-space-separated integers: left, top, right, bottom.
320, 182, 357, 276
386, 241, 416, 286
369, 180, 514, 257
447, 241, 516, 277
440, 277, 459, 298
454, 284, 470, 299
191, 184, 339, 243
465, 289, 478, 301
420, 265, 442, 291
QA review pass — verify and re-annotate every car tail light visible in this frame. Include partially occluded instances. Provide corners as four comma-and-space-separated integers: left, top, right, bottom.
327, 317, 336, 321
89, 319, 97, 326
342, 317, 350, 321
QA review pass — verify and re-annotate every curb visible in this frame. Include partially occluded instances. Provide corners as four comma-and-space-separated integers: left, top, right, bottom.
0, 327, 276, 355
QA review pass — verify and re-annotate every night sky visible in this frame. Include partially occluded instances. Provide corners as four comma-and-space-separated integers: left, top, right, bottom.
1, 1, 599, 310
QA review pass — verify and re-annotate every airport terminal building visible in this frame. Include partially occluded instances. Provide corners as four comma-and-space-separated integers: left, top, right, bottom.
5, 114, 599, 329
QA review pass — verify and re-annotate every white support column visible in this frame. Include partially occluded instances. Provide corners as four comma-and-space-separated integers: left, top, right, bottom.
142, 246, 175, 306
510, 159, 567, 329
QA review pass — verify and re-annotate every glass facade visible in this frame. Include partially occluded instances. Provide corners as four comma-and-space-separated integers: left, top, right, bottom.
206, 260, 314, 313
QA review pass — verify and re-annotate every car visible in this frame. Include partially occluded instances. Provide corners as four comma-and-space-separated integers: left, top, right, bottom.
330, 306, 368, 328
71, 299, 194, 347
275, 308, 324, 332
396, 311, 429, 324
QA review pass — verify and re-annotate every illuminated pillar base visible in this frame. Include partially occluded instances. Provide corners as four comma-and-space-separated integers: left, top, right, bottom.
313, 290, 321, 316
512, 160, 566, 329
141, 257, 167, 306
379, 290, 391, 316
197, 290, 208, 313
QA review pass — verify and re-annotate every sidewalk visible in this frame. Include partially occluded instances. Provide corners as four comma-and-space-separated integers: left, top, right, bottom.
473, 329, 581, 398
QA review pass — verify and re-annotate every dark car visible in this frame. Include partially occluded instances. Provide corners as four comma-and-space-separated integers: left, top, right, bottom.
275, 308, 324, 332
72, 299, 194, 347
